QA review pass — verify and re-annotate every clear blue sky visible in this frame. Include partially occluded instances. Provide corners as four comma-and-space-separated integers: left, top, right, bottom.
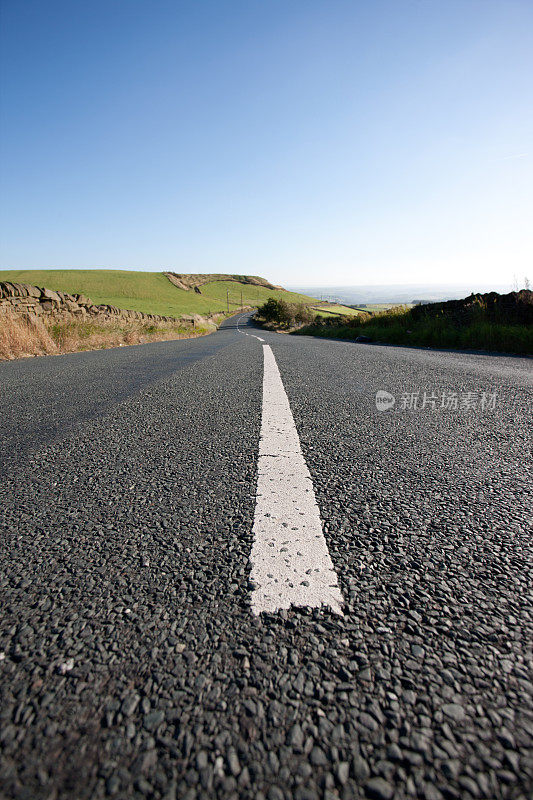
1, 0, 531, 286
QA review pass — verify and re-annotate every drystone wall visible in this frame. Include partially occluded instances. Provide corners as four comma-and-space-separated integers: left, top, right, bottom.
0, 282, 179, 323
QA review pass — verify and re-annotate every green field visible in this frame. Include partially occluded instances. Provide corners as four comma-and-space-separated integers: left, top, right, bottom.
0, 270, 318, 318
310, 303, 415, 318
310, 304, 365, 318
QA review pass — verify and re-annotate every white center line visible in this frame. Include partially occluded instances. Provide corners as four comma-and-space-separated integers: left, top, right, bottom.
249, 345, 343, 615
236, 315, 263, 341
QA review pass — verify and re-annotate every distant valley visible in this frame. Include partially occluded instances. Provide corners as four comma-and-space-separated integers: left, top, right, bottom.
287, 283, 514, 306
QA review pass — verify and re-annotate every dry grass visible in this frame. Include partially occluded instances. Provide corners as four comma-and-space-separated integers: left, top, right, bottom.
0, 312, 58, 359
0, 311, 214, 361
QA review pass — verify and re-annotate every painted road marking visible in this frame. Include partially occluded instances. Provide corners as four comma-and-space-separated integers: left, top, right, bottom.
236, 315, 264, 341
250, 345, 343, 615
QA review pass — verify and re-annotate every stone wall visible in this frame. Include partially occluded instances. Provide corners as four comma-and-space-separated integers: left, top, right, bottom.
0, 282, 180, 323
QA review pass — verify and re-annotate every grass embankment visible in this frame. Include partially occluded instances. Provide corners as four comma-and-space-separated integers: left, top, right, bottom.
295, 293, 533, 355
0, 270, 318, 317
0, 311, 213, 361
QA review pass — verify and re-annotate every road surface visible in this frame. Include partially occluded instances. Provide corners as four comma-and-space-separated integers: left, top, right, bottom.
1, 314, 532, 800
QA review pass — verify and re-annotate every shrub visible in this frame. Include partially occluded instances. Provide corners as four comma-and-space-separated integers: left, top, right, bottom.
256, 299, 316, 328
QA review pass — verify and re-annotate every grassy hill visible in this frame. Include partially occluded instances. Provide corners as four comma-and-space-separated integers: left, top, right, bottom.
0, 269, 318, 318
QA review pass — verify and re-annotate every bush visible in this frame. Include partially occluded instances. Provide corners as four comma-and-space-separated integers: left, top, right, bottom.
258, 298, 290, 323
256, 299, 316, 328
294, 306, 316, 325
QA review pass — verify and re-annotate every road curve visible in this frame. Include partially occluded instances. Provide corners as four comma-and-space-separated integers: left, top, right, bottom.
1, 314, 532, 800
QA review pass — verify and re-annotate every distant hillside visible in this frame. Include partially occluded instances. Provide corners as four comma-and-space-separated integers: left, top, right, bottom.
0, 270, 317, 318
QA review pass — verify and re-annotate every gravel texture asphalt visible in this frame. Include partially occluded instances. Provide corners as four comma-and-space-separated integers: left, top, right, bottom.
0, 314, 532, 800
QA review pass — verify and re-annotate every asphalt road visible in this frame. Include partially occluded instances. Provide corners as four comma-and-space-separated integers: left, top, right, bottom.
1, 314, 532, 800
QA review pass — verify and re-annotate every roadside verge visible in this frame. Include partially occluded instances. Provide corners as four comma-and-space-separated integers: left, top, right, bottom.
0, 281, 233, 360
